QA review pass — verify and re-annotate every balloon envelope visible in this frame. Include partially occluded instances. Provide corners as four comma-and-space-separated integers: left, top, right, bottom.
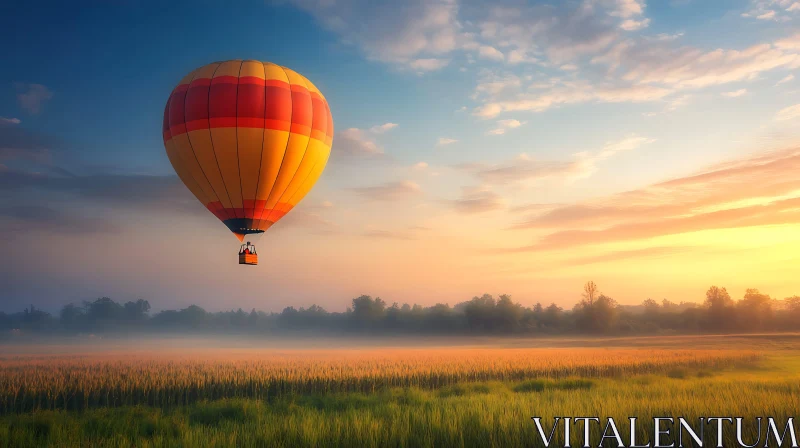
162, 60, 333, 241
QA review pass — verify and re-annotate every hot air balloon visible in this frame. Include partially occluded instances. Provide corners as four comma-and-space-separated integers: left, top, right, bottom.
162, 60, 333, 265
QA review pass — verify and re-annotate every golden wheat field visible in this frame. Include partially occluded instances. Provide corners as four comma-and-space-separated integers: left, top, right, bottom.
0, 343, 760, 413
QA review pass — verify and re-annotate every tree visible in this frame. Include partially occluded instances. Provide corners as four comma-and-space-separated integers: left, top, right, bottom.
542, 303, 563, 329
642, 298, 659, 315
350, 295, 387, 329
703, 286, 735, 332
575, 294, 618, 334
737, 289, 772, 331
583, 281, 599, 306
123, 299, 150, 321
495, 294, 523, 332
784, 296, 800, 330
59, 303, 85, 331
84, 297, 124, 325
463, 294, 496, 331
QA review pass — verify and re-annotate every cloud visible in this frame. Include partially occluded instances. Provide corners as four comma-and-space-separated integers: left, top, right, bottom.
0, 124, 57, 164
274, 209, 339, 234
332, 128, 385, 159
478, 45, 504, 61
332, 122, 399, 160
777, 74, 795, 85
446, 185, 506, 214
472, 71, 523, 100
620, 18, 650, 31
0, 205, 115, 235
722, 88, 748, 98
775, 103, 800, 120
362, 229, 417, 240
757, 10, 777, 19
473, 79, 672, 118
350, 180, 422, 201
0, 159, 210, 236
741, 0, 799, 20
477, 2, 620, 66
598, 38, 800, 90
369, 123, 398, 134
459, 135, 654, 185
569, 246, 694, 266
437, 137, 458, 146
610, 0, 646, 18
508, 198, 800, 252
409, 58, 451, 72
0, 165, 198, 212
413, 162, 429, 170
649, 32, 684, 42
288, 0, 468, 72
14, 83, 53, 115
501, 146, 800, 252
487, 118, 525, 135
0, 117, 21, 125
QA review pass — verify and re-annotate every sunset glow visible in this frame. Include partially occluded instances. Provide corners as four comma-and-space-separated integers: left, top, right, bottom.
2, 0, 800, 312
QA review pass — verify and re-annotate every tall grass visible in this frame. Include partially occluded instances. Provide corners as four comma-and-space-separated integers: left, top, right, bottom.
3, 373, 799, 447
0, 347, 759, 413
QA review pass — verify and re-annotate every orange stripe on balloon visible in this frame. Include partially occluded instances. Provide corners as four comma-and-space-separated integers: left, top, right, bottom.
290, 123, 311, 135
264, 119, 291, 132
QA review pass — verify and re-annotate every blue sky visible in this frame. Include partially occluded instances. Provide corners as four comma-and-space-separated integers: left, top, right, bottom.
2, 0, 800, 313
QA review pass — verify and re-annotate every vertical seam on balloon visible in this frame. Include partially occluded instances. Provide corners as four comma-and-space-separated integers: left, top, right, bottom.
179, 69, 225, 212
206, 62, 237, 222
249, 62, 267, 233
234, 61, 246, 228
284, 148, 328, 215
265, 70, 314, 224
252, 63, 278, 232
258, 65, 294, 227
284, 99, 331, 214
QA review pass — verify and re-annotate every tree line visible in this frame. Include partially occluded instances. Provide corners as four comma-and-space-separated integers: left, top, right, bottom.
2, 282, 800, 337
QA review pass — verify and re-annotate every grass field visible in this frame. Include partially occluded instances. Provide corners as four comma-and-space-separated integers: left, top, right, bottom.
0, 334, 798, 447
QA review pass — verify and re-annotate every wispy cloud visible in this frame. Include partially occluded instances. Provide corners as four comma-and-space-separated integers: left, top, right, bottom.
487, 119, 526, 136
501, 147, 800, 252
446, 185, 506, 214
722, 88, 748, 98
775, 103, 800, 120
369, 122, 399, 134
333, 127, 386, 160
14, 83, 53, 115
362, 229, 417, 240
458, 135, 654, 185
0, 205, 115, 235
437, 137, 458, 146
350, 180, 422, 201
288, 0, 468, 72
0, 117, 21, 125
776, 74, 795, 85
742, 0, 800, 21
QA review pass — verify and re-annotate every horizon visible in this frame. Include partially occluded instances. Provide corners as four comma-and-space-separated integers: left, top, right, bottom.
3, 0, 800, 313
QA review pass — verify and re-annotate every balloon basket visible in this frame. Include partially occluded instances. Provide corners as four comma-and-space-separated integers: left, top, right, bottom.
239, 253, 258, 265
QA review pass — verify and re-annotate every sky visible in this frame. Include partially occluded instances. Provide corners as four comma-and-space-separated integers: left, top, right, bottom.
2, 0, 800, 313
